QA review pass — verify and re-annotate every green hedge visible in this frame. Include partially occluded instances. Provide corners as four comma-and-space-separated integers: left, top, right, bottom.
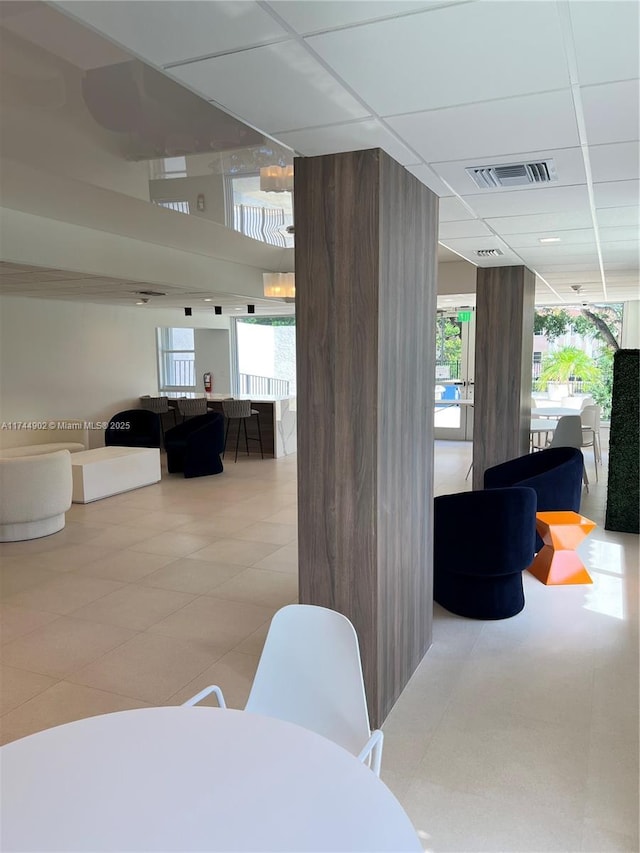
605, 349, 639, 533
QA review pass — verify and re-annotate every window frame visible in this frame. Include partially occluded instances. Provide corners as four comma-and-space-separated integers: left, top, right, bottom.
157, 327, 196, 391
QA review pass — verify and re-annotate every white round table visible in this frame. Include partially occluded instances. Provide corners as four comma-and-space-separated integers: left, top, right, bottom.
0, 706, 422, 852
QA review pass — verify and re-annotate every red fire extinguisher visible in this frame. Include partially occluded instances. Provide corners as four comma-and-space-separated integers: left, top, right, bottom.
203, 372, 213, 393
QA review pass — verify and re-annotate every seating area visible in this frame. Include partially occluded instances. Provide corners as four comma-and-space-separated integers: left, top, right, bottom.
0, 1, 638, 849
0, 435, 637, 851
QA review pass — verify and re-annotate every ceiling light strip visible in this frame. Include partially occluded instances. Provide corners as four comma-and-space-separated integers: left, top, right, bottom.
556, 1, 608, 301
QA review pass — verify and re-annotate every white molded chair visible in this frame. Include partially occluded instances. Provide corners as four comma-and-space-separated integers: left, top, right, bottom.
580, 404, 602, 477
182, 604, 384, 775
560, 395, 594, 411
549, 414, 589, 492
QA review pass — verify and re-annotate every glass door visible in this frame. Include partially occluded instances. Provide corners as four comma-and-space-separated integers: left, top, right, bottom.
434, 311, 475, 440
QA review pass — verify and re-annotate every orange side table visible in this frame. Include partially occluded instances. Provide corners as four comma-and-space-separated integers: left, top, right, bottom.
527, 511, 596, 585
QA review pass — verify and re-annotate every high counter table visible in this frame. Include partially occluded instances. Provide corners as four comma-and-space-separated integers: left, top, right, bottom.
162, 393, 296, 458
0, 706, 422, 853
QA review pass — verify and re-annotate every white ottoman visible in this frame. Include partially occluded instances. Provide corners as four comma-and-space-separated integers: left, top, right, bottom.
71, 447, 161, 503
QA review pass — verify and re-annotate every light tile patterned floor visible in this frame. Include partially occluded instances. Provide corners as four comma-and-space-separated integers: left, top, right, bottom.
0, 441, 637, 852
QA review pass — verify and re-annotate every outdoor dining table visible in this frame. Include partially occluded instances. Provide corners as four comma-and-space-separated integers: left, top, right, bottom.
0, 706, 422, 853
531, 406, 580, 419
530, 417, 558, 449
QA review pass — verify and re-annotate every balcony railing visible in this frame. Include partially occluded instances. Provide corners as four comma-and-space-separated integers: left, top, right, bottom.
162, 357, 195, 388
239, 373, 290, 397
233, 204, 287, 247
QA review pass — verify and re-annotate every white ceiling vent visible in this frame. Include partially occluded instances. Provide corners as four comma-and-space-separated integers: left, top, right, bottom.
466, 159, 558, 189
475, 248, 503, 257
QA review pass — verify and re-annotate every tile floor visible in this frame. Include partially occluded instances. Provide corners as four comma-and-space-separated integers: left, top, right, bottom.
0, 440, 638, 852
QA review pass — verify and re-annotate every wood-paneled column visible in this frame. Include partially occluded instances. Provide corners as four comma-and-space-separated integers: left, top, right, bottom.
472, 265, 535, 490
295, 149, 437, 727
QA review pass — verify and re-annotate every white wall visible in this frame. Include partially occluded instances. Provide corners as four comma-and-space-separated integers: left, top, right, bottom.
437, 260, 477, 295
0, 296, 229, 446
194, 328, 231, 395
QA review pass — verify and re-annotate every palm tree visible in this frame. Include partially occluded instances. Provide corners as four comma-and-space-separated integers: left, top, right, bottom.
538, 346, 601, 388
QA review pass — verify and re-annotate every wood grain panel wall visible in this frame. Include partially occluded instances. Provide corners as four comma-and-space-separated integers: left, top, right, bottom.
472, 266, 535, 490
295, 149, 436, 726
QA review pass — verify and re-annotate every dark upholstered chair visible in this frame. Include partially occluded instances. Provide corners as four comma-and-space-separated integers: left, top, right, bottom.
483, 446, 584, 511
105, 409, 161, 448
164, 412, 224, 478
483, 447, 584, 551
434, 487, 537, 620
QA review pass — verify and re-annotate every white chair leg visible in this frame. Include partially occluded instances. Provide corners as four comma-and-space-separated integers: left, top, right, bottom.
181, 685, 227, 708
593, 442, 598, 482
583, 464, 589, 493
357, 729, 384, 777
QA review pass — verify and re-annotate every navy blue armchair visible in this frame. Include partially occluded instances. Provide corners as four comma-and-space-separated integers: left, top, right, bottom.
105, 409, 161, 448
434, 487, 537, 619
484, 447, 584, 550
483, 446, 583, 512
164, 412, 224, 478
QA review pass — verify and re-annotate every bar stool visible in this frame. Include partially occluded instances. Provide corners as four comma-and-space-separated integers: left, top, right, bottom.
176, 398, 208, 422
139, 396, 177, 444
222, 400, 264, 462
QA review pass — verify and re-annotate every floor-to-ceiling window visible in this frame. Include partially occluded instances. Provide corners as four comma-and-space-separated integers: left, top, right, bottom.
232, 317, 296, 398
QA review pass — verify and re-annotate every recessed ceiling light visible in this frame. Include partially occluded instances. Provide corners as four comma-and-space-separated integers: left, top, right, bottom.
539, 237, 561, 243
204, 298, 212, 302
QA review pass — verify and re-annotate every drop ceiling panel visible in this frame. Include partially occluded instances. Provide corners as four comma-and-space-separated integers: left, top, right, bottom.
590, 142, 640, 183
596, 206, 640, 227
541, 270, 603, 281
600, 242, 640, 262
507, 229, 597, 248
439, 197, 475, 222
306, 1, 569, 116
592, 180, 640, 209
267, 0, 440, 33
569, 0, 640, 86
581, 80, 640, 146
535, 261, 603, 272
438, 220, 493, 240
277, 119, 420, 166
403, 165, 451, 197
439, 235, 521, 265
517, 247, 600, 264
433, 147, 587, 197
55, 0, 288, 66
599, 227, 640, 243
386, 90, 581, 164
462, 185, 591, 219
167, 41, 369, 134
486, 210, 595, 234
